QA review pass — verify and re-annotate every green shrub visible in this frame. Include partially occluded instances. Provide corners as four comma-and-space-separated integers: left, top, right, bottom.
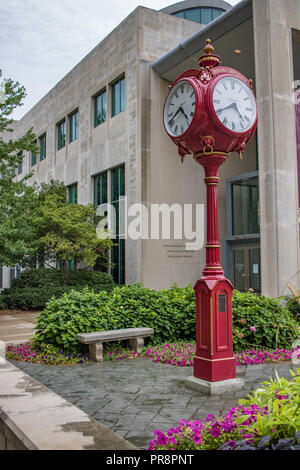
34, 284, 196, 353
12, 268, 114, 289
1, 284, 115, 311
34, 284, 299, 355
285, 295, 300, 323
232, 290, 299, 352
237, 369, 300, 445
0, 268, 115, 310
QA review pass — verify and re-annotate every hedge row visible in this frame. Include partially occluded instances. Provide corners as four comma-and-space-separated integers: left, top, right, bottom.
0, 268, 115, 310
33, 284, 299, 354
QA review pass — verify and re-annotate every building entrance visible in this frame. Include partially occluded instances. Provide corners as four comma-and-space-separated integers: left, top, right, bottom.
232, 245, 261, 294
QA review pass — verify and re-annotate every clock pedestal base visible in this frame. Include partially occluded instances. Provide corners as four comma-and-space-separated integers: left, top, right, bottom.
185, 376, 244, 396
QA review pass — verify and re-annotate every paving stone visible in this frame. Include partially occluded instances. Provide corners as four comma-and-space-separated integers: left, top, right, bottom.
9, 357, 295, 450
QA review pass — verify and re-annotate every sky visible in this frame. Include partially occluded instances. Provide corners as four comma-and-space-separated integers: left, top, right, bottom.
0, 0, 241, 120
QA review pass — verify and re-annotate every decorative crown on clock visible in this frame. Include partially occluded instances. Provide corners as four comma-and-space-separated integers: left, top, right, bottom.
198, 39, 220, 69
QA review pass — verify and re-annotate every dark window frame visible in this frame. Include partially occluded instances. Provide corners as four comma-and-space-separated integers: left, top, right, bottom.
57, 119, 66, 150
173, 7, 225, 24
94, 89, 107, 127
68, 109, 79, 143
111, 75, 125, 118
68, 182, 78, 204
39, 133, 46, 161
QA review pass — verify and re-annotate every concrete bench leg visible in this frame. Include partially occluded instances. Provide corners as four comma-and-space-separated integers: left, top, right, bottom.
89, 342, 103, 362
129, 337, 144, 354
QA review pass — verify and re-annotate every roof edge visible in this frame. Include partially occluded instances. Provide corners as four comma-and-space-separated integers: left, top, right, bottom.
152, 0, 252, 78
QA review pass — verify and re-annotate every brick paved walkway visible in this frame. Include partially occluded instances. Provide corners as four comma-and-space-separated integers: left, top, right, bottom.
12, 357, 296, 449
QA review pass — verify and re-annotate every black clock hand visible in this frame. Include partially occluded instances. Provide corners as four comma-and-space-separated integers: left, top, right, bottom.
179, 107, 189, 123
216, 102, 245, 124
232, 102, 244, 121
216, 102, 236, 115
168, 107, 181, 125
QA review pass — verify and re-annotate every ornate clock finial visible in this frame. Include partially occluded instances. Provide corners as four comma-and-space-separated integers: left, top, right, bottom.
199, 38, 220, 69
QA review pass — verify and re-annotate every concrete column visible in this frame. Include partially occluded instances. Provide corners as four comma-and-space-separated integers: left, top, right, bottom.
253, 0, 300, 296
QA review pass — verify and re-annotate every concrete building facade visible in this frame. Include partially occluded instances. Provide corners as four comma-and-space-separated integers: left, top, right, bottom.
1, 0, 299, 298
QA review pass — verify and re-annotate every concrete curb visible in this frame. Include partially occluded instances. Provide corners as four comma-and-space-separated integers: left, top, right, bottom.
0, 357, 138, 450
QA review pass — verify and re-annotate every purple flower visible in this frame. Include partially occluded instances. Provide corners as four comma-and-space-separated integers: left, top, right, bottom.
193, 432, 202, 445
209, 424, 221, 439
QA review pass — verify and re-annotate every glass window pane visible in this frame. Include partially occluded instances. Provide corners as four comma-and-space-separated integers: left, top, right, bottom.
31, 151, 37, 167
185, 8, 201, 23
174, 12, 184, 18
233, 249, 246, 292
69, 111, 78, 142
249, 247, 261, 294
111, 168, 119, 202
232, 177, 259, 235
200, 7, 213, 24
115, 81, 120, 115
94, 172, 108, 206
39, 134, 46, 161
112, 77, 125, 117
68, 183, 78, 204
119, 165, 125, 197
212, 8, 223, 19
94, 91, 106, 127
120, 78, 125, 112
101, 172, 108, 204
57, 121, 66, 150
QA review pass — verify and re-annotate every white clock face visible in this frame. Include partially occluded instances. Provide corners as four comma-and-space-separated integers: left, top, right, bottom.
164, 80, 196, 137
212, 77, 257, 133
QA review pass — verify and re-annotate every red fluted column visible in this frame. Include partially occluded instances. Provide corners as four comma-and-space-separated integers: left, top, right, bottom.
194, 153, 228, 278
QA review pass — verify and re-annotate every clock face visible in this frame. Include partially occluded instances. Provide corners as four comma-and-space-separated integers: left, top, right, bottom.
164, 80, 197, 137
212, 76, 257, 134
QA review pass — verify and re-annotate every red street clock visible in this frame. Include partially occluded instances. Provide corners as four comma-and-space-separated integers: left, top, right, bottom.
163, 40, 258, 387
163, 39, 257, 159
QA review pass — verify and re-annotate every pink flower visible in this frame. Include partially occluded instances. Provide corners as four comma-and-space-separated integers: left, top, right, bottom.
250, 326, 256, 332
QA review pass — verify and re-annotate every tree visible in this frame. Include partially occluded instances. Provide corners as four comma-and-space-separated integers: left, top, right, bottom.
0, 78, 39, 266
33, 193, 112, 285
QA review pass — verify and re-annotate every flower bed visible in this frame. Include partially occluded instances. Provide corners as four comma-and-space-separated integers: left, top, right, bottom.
149, 404, 268, 450
5, 342, 91, 365
6, 340, 300, 367
143, 342, 300, 367
149, 369, 300, 450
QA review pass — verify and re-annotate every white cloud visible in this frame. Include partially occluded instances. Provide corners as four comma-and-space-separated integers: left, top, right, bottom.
0, 0, 241, 120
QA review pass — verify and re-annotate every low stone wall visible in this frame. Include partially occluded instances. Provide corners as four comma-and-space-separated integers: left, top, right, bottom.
0, 355, 137, 450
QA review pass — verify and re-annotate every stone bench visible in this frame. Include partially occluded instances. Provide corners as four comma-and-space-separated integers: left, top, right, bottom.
77, 327, 154, 362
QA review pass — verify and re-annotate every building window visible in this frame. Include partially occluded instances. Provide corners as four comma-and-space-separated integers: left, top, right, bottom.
111, 76, 125, 117
93, 165, 125, 283
94, 90, 106, 127
110, 165, 125, 285
68, 183, 78, 204
94, 171, 108, 207
69, 109, 79, 143
57, 119, 66, 150
39, 134, 46, 161
173, 7, 225, 25
231, 176, 260, 236
31, 140, 37, 167
17, 152, 23, 175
